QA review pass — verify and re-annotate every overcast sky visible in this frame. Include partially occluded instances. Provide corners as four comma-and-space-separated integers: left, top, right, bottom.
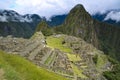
0, 0, 120, 19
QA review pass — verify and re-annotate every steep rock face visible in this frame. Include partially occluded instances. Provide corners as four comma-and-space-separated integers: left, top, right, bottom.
55, 4, 120, 61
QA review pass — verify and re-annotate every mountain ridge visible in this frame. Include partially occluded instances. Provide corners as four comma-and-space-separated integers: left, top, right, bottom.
51, 4, 120, 61
0, 9, 41, 22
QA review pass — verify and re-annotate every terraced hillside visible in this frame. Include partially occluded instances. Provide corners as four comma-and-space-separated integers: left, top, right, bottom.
0, 32, 112, 80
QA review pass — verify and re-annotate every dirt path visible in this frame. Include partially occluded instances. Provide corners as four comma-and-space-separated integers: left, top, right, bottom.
0, 69, 5, 80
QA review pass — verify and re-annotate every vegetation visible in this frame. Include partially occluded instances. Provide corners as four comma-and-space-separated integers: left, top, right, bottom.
67, 53, 81, 62
46, 35, 87, 78
46, 35, 72, 53
92, 54, 98, 64
30, 31, 44, 40
92, 53, 108, 68
0, 22, 34, 38
36, 21, 54, 36
0, 51, 68, 80
96, 54, 108, 68
66, 53, 87, 78
103, 57, 120, 80
53, 3, 120, 62
71, 63, 87, 78
44, 53, 56, 65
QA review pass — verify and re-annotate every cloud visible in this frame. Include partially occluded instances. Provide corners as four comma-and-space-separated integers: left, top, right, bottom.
13, 0, 77, 19
80, 0, 120, 14
104, 11, 120, 22
0, 15, 7, 22
0, 0, 15, 9
0, 0, 120, 19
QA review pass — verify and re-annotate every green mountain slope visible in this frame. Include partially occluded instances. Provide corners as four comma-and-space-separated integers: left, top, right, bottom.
54, 4, 120, 61
0, 51, 68, 80
0, 22, 34, 38
36, 21, 54, 36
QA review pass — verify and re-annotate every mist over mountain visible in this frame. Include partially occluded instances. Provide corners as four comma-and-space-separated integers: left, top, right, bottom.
0, 9, 120, 27
0, 10, 41, 22
48, 9, 120, 26
0, 10, 43, 38
92, 9, 120, 26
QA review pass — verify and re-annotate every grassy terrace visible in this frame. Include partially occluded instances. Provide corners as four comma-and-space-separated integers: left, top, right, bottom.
46, 35, 87, 79
96, 54, 108, 69
46, 35, 72, 53
71, 63, 87, 78
0, 51, 68, 80
67, 53, 87, 78
44, 52, 56, 65
67, 53, 81, 62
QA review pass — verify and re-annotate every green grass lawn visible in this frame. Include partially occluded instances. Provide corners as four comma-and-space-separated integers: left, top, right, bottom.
71, 63, 87, 78
46, 36, 72, 53
66, 53, 87, 78
67, 53, 81, 62
96, 54, 108, 69
0, 51, 68, 80
46, 35, 88, 79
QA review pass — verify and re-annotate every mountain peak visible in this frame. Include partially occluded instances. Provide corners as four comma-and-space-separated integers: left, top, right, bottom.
64, 4, 92, 26
70, 4, 86, 13
56, 4, 97, 46
74, 4, 84, 9
36, 20, 48, 32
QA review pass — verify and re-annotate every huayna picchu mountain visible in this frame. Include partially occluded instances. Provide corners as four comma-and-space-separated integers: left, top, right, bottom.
53, 4, 120, 61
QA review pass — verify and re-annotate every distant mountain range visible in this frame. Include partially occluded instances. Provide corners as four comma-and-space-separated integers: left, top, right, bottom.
0, 10, 42, 38
0, 10, 41, 22
92, 9, 120, 25
0, 9, 120, 26
0, 8, 120, 38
